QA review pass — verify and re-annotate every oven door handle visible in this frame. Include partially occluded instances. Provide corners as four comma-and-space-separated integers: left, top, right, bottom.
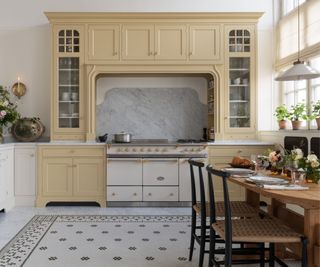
143, 159, 178, 163
107, 158, 142, 162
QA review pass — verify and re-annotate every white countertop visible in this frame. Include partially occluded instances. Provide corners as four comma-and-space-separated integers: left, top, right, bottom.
207, 140, 274, 146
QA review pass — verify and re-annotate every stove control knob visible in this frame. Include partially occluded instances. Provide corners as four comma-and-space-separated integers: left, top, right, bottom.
124, 148, 129, 152
190, 148, 194, 152
117, 148, 122, 152
140, 148, 144, 152
132, 148, 136, 152
155, 148, 159, 152
147, 148, 152, 152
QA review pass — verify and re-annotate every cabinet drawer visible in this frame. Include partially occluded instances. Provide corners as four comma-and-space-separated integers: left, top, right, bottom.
208, 146, 271, 157
107, 158, 142, 185
107, 186, 142, 201
40, 147, 105, 157
143, 186, 178, 201
143, 159, 178, 185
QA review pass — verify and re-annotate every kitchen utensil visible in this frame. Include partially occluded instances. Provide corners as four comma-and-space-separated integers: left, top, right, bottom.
114, 132, 132, 143
98, 133, 108, 142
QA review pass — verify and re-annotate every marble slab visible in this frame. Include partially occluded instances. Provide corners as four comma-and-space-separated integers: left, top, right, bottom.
96, 87, 207, 141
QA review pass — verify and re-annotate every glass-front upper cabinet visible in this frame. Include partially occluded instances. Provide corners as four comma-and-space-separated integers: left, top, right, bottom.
225, 26, 256, 136
52, 26, 85, 141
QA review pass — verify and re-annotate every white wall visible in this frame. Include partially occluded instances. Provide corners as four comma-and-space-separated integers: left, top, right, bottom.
0, 0, 274, 136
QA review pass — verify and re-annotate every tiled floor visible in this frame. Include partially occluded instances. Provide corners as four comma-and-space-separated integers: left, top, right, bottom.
0, 206, 190, 250
0, 207, 300, 266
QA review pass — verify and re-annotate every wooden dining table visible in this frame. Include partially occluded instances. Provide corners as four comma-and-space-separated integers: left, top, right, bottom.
229, 176, 320, 267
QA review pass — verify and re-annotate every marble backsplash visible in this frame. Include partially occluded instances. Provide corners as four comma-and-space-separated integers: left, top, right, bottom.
96, 87, 207, 141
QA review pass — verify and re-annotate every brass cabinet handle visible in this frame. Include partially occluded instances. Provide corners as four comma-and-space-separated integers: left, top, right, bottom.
156, 176, 165, 181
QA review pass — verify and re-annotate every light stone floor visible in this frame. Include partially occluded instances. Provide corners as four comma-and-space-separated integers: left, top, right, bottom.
0, 207, 300, 266
0, 206, 191, 250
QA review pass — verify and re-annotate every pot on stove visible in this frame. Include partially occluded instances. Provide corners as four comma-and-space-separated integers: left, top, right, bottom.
114, 132, 132, 143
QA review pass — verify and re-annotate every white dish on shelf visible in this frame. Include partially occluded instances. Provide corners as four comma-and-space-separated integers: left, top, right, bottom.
60, 113, 71, 118
246, 176, 289, 185
222, 168, 254, 175
72, 113, 79, 117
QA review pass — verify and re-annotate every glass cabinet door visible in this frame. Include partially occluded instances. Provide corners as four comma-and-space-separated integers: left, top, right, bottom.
229, 57, 250, 128
58, 57, 80, 128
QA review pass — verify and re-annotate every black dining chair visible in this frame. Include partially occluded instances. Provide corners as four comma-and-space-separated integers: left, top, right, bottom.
206, 165, 308, 267
188, 160, 260, 267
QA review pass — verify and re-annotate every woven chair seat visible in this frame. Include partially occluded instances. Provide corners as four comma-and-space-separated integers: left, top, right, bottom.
212, 217, 302, 243
193, 201, 258, 217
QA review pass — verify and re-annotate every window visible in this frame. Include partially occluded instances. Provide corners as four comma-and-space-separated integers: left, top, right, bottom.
281, 0, 306, 16
282, 56, 320, 129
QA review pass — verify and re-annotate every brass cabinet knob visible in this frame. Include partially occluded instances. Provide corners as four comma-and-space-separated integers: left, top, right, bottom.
169, 193, 174, 196
148, 193, 152, 196
133, 193, 137, 196
30, 154, 35, 157
112, 192, 116, 196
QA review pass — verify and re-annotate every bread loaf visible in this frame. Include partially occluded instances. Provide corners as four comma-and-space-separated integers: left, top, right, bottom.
232, 156, 251, 167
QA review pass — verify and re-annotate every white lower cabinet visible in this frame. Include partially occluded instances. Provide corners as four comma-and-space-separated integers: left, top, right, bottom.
107, 186, 142, 201
0, 147, 14, 211
14, 146, 36, 206
143, 186, 178, 201
106, 157, 180, 202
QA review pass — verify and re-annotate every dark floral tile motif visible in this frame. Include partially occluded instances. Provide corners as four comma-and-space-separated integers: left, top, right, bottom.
158, 247, 167, 251
141, 238, 149, 242
163, 224, 170, 227
98, 247, 107, 251
127, 231, 134, 234
66, 224, 73, 227
76, 231, 83, 234
115, 224, 121, 227
169, 238, 177, 241
48, 256, 57, 261
90, 224, 97, 227
39, 246, 47, 251
114, 238, 122, 242
179, 231, 186, 234
153, 231, 160, 234
50, 231, 57, 234
69, 247, 77, 250
113, 256, 122, 261
101, 231, 108, 234
86, 238, 94, 242
145, 256, 155, 261
178, 257, 187, 261
58, 238, 67, 242
128, 247, 137, 251
81, 256, 90, 261
139, 224, 146, 227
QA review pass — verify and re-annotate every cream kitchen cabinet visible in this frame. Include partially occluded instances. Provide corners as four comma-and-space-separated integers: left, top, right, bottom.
121, 24, 187, 61
208, 144, 273, 201
223, 26, 257, 139
0, 147, 14, 211
87, 24, 120, 62
14, 146, 36, 206
37, 146, 106, 207
189, 25, 221, 61
51, 25, 86, 141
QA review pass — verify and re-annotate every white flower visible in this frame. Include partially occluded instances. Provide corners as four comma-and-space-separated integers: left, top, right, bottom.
3, 100, 8, 107
0, 110, 6, 117
307, 154, 318, 162
311, 161, 320, 168
292, 148, 303, 160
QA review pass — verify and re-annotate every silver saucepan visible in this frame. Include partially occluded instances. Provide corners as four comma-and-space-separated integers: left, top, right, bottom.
114, 132, 132, 143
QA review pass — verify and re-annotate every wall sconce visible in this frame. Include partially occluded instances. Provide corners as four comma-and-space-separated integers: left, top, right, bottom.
11, 76, 27, 99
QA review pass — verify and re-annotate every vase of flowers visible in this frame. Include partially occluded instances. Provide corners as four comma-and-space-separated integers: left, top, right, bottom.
0, 85, 20, 143
301, 154, 320, 183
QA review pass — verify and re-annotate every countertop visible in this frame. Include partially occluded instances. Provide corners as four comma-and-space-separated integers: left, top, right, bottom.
0, 138, 274, 147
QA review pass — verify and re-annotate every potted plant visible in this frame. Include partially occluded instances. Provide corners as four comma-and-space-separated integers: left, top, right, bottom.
274, 104, 289, 130
310, 100, 320, 130
288, 103, 308, 130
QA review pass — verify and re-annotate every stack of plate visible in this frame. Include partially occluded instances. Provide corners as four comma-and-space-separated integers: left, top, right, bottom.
246, 176, 289, 185
222, 168, 255, 177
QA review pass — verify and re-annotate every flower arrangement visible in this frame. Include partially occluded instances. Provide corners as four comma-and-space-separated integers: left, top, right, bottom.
261, 146, 320, 183
0, 85, 20, 141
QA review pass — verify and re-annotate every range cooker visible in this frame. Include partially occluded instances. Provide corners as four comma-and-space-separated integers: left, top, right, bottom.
106, 139, 208, 205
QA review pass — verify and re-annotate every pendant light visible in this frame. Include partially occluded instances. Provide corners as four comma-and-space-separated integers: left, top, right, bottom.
275, 1, 320, 81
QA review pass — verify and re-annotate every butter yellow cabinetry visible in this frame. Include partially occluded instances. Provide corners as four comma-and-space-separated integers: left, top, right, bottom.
189, 24, 221, 61
223, 25, 257, 139
51, 25, 86, 141
37, 146, 106, 207
122, 24, 187, 61
87, 24, 120, 62
208, 145, 272, 201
